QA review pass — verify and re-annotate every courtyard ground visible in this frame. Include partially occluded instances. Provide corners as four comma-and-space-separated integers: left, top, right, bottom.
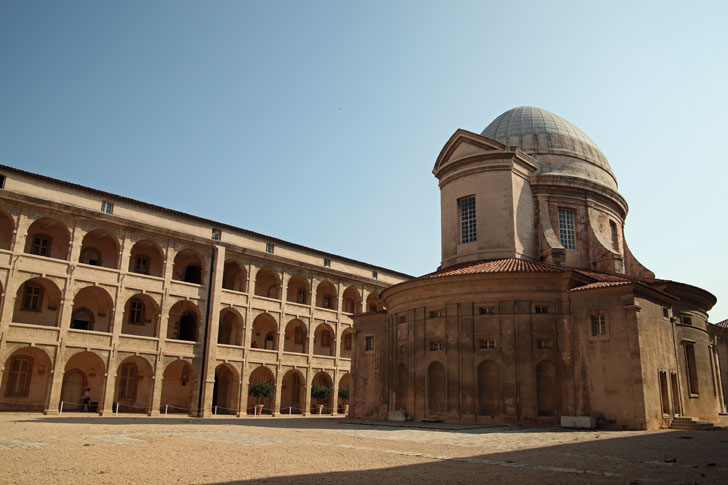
0, 414, 727, 484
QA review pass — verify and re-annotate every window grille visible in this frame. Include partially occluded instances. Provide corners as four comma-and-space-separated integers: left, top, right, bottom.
459, 196, 477, 243
558, 209, 576, 249
591, 314, 606, 337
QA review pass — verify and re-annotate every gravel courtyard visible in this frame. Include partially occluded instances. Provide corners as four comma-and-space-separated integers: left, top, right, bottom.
0, 414, 726, 484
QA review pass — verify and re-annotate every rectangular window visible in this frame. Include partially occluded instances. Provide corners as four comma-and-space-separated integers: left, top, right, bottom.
429, 341, 443, 351
591, 314, 606, 337
22, 285, 42, 311
134, 255, 150, 275
297, 290, 306, 304
558, 209, 576, 250
294, 326, 303, 344
119, 364, 137, 400
365, 336, 375, 352
479, 306, 495, 315
372, 270, 378, 279
662, 307, 670, 319
321, 330, 331, 347
685, 343, 699, 395
535, 306, 549, 314
323, 258, 330, 267
129, 300, 144, 324
0, 174, 5, 189
265, 243, 274, 254
681, 314, 693, 325
343, 333, 352, 350
537, 338, 553, 349
609, 220, 619, 250
459, 196, 477, 243
5, 356, 32, 397
658, 371, 670, 415
211, 229, 221, 241
429, 310, 443, 318
101, 201, 114, 214
31, 235, 51, 256
322, 296, 331, 309
479, 339, 496, 350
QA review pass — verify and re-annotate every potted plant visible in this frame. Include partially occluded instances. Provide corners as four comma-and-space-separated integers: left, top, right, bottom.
338, 386, 350, 415
249, 381, 274, 415
310, 384, 332, 414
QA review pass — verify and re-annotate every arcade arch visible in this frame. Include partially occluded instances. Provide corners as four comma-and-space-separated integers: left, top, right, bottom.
218, 308, 243, 346
254, 267, 280, 299
167, 300, 201, 342
0, 209, 15, 250
79, 229, 120, 268
311, 371, 333, 413
24, 218, 70, 260
342, 286, 361, 313
280, 369, 305, 414
160, 360, 195, 414
113, 356, 153, 413
128, 240, 164, 277
60, 351, 105, 412
286, 274, 310, 305
313, 323, 335, 356
0, 346, 52, 411
173, 249, 204, 284
315, 281, 337, 310
246, 365, 275, 414
222, 260, 247, 292
121, 294, 159, 337
13, 277, 62, 327
251, 313, 277, 350
71, 286, 114, 332
213, 364, 239, 415
283, 319, 307, 353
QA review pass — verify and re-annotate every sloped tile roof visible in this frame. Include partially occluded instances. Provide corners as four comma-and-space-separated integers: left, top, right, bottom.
713, 319, 728, 329
420, 258, 566, 280
568, 280, 634, 292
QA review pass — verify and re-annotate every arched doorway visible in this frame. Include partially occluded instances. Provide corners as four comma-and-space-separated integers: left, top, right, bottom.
311, 371, 333, 413
246, 366, 275, 415
280, 369, 305, 414
60, 351, 105, 412
160, 360, 195, 414
536, 360, 558, 416
477, 360, 499, 416
213, 364, 239, 415
427, 361, 446, 417
113, 356, 153, 413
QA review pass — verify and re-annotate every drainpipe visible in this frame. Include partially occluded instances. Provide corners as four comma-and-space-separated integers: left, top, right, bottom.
197, 247, 216, 417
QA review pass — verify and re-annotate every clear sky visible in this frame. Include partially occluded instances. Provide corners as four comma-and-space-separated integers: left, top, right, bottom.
1, 1, 726, 319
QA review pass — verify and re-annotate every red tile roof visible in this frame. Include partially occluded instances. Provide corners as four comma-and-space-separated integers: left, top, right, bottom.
420, 258, 566, 280
713, 319, 728, 329
568, 280, 634, 292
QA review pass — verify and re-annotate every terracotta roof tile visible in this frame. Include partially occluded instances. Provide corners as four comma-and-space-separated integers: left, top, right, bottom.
713, 319, 728, 328
568, 281, 633, 292
420, 258, 566, 280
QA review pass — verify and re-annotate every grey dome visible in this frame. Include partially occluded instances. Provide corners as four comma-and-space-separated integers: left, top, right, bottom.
482, 106, 617, 189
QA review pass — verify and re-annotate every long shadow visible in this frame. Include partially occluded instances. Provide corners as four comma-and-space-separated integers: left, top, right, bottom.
203, 429, 728, 484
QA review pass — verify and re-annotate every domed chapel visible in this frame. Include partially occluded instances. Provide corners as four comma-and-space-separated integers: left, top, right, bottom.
350, 107, 724, 430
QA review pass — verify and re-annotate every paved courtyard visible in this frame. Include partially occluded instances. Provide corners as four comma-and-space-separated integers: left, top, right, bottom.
0, 414, 727, 484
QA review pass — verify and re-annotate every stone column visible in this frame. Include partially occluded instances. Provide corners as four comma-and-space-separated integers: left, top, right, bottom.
149, 354, 165, 416
331, 369, 340, 415
303, 367, 313, 416
272, 364, 283, 416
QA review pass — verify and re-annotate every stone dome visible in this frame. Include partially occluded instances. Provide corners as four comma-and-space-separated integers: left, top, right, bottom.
481, 106, 618, 190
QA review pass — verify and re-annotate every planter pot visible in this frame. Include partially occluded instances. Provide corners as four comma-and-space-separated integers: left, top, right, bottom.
254, 404, 264, 415
340, 404, 349, 415
313, 404, 323, 415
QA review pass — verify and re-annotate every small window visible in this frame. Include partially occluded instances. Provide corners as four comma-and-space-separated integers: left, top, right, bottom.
535, 306, 549, 314
294, 326, 304, 344
323, 258, 330, 268
265, 243, 274, 254
662, 307, 670, 319
129, 299, 144, 324
372, 270, 378, 279
211, 229, 221, 241
365, 336, 375, 352
429, 310, 443, 318
297, 290, 306, 304
429, 340, 443, 351
101, 201, 114, 214
399, 343, 407, 353
479, 306, 495, 315
681, 314, 693, 325
459, 196, 477, 244
343, 333, 352, 350
321, 330, 331, 347
5, 356, 33, 397
537, 338, 553, 349
134, 255, 150, 275
0, 174, 5, 188
21, 285, 42, 311
591, 314, 607, 337
398, 315, 406, 324
322, 296, 332, 309
558, 209, 576, 250
31, 234, 51, 256
479, 339, 496, 350
609, 220, 619, 250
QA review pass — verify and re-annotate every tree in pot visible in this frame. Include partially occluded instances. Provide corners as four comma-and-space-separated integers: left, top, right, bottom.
338, 386, 350, 415
310, 384, 332, 414
249, 381, 274, 415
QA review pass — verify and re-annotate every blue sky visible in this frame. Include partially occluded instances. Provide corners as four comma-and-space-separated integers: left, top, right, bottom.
1, 1, 727, 319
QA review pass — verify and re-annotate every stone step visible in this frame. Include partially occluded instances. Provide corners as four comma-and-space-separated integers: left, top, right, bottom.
670, 416, 718, 430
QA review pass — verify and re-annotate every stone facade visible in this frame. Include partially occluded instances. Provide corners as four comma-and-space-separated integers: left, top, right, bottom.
0, 164, 409, 416
351, 107, 725, 430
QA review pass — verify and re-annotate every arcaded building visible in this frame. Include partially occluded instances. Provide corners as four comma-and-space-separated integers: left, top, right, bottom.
351, 107, 725, 430
0, 164, 408, 416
